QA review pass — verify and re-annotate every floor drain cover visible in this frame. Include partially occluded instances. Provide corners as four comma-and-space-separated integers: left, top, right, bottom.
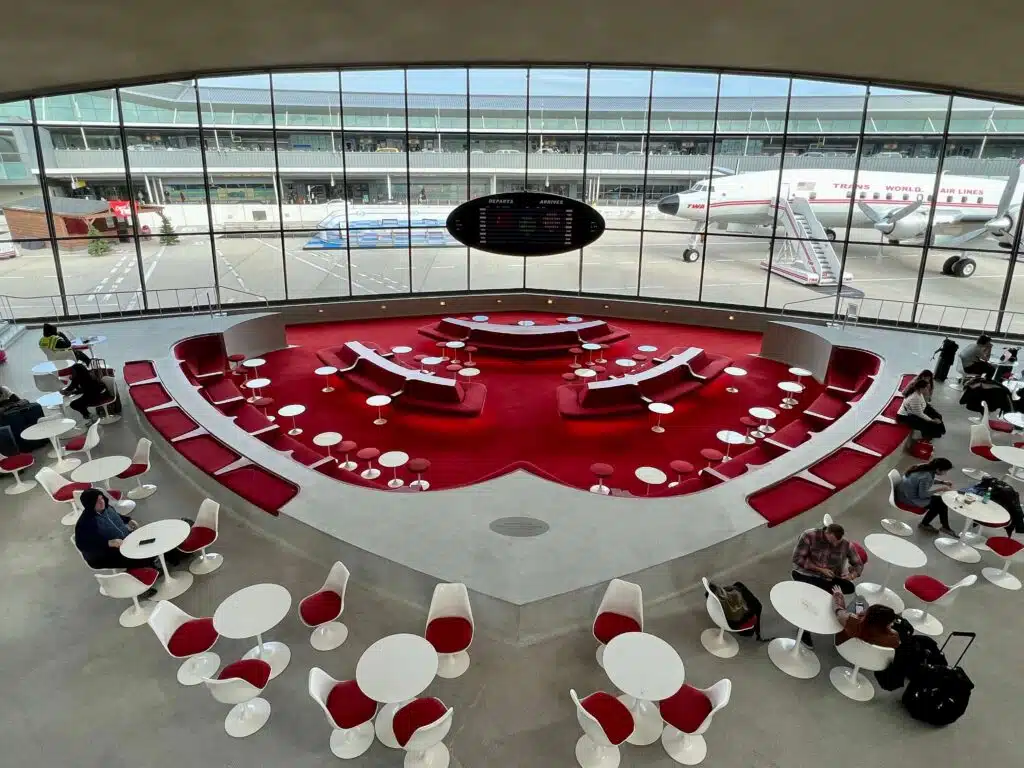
489, 516, 550, 537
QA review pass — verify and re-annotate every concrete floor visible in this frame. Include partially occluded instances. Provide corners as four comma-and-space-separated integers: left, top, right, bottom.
1, 318, 1022, 767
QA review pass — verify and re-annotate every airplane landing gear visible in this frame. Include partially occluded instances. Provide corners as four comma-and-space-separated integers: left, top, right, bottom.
824, 228, 837, 242
682, 248, 701, 263
682, 222, 706, 263
941, 255, 976, 278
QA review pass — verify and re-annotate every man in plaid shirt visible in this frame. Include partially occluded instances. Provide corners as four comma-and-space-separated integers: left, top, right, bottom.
791, 522, 863, 595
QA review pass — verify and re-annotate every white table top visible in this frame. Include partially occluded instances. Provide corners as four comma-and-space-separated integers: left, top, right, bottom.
21, 417, 77, 441
615, 358, 637, 368
314, 366, 338, 376
278, 404, 306, 418
71, 455, 132, 484
1001, 412, 1024, 429
121, 519, 191, 559
366, 395, 392, 407
582, 343, 602, 351
356, 633, 438, 704
566, 316, 583, 322
779, 382, 805, 393
242, 358, 266, 368
471, 315, 489, 322
517, 320, 536, 327
789, 367, 813, 377
31, 360, 74, 375
245, 378, 271, 389
446, 340, 466, 349
213, 583, 292, 639
991, 445, 1024, 467
603, 632, 685, 701
459, 367, 481, 378
637, 345, 658, 353
941, 490, 1010, 524
717, 429, 748, 446
391, 346, 413, 354
724, 366, 747, 376
313, 431, 343, 447
635, 466, 668, 485
35, 392, 66, 408
769, 580, 843, 634
575, 368, 597, 379
749, 407, 778, 421
379, 450, 410, 469
863, 532, 927, 569
648, 402, 674, 415
71, 335, 107, 346
421, 356, 445, 366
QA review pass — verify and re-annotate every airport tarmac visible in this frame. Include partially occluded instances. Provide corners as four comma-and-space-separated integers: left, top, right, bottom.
0, 225, 1020, 334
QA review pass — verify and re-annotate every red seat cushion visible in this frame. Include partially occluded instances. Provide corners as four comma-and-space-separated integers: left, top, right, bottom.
299, 590, 343, 626
590, 462, 614, 478
905, 574, 949, 603
118, 462, 147, 479
580, 691, 634, 745
425, 616, 473, 654
167, 617, 218, 657
659, 684, 714, 734
700, 448, 724, 462
593, 611, 641, 644
393, 697, 447, 747
65, 434, 86, 451
896, 500, 921, 514
53, 482, 90, 501
851, 541, 868, 565
326, 680, 377, 728
748, 477, 834, 526
989, 419, 1014, 434
127, 567, 159, 587
987, 536, 1024, 557
179, 526, 216, 553
972, 445, 998, 462
339, 440, 358, 454
123, 360, 157, 385
669, 460, 694, 475
218, 466, 298, 515
218, 658, 271, 689
357, 447, 380, 461
228, 353, 246, 363
408, 458, 430, 473
0, 454, 33, 472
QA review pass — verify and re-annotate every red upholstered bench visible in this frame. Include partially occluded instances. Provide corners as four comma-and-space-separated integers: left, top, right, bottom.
854, 421, 911, 455
129, 382, 173, 412
765, 418, 815, 450
173, 333, 228, 380
147, 407, 201, 441
227, 403, 277, 435
810, 448, 879, 490
202, 377, 244, 406
825, 347, 880, 394
123, 360, 158, 385
684, 350, 733, 381
175, 435, 241, 475
264, 433, 330, 467
714, 446, 776, 479
218, 466, 298, 515
880, 397, 903, 420
748, 477, 835, 526
804, 393, 849, 422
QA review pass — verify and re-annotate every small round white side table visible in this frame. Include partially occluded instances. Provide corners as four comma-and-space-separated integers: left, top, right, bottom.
635, 466, 667, 495
471, 315, 489, 322
716, 429, 747, 459
789, 367, 813, 387
278, 404, 306, 436
779, 381, 805, 409
458, 367, 481, 380
749, 406, 777, 436
313, 431, 343, 460
214, 583, 293, 679
517, 320, 536, 327
379, 450, 410, 489
575, 368, 597, 380
582, 342, 602, 365
391, 346, 412, 364
648, 402, 674, 433
314, 365, 338, 393
245, 377, 271, 403
445, 340, 465, 361
356, 634, 438, 749
723, 366, 747, 394
603, 632, 685, 746
366, 395, 392, 426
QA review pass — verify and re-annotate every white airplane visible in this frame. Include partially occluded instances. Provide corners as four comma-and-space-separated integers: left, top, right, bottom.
656, 163, 1023, 279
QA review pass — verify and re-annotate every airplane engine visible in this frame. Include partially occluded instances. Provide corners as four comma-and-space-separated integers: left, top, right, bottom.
880, 213, 928, 242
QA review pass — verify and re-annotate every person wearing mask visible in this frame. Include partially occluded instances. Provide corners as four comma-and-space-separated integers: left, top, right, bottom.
38, 323, 90, 365
897, 378, 946, 440
959, 334, 995, 379
831, 588, 900, 649
896, 457, 957, 536
791, 522, 863, 595
73, 488, 153, 571
61, 362, 110, 421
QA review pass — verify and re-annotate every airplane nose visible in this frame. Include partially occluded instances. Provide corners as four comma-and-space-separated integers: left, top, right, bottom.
657, 194, 680, 216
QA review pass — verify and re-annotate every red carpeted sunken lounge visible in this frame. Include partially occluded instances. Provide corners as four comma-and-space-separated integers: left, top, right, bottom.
124, 312, 911, 522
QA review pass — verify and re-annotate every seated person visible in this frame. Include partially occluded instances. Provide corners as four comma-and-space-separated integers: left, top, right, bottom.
831, 588, 900, 649
902, 369, 943, 421
73, 488, 153, 571
61, 363, 110, 421
966, 475, 1024, 537
896, 457, 956, 537
791, 522, 863, 596
897, 378, 946, 440
994, 347, 1018, 382
959, 334, 994, 379
38, 322, 90, 365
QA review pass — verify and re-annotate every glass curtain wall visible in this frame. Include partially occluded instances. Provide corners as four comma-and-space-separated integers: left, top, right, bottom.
1, 67, 1024, 335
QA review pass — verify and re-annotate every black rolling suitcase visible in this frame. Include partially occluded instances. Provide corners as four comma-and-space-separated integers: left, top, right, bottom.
933, 338, 958, 382
902, 631, 975, 726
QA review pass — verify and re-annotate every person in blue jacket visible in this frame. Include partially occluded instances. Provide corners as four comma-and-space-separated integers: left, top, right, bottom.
73, 488, 153, 570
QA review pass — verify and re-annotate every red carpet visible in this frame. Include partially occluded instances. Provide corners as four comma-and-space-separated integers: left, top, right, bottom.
252, 313, 825, 495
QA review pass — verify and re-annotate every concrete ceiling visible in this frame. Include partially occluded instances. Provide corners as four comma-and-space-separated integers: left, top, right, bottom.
1, 1, 1019, 102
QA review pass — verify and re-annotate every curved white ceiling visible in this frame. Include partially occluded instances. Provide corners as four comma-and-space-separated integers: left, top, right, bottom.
0, 1, 1018, 101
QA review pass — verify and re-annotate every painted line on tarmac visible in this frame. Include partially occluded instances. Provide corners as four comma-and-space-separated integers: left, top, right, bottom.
257, 239, 371, 292
215, 247, 249, 292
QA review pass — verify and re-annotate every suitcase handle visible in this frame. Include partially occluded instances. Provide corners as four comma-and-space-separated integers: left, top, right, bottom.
940, 631, 976, 668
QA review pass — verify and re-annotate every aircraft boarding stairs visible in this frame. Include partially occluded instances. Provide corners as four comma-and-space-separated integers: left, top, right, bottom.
760, 196, 843, 286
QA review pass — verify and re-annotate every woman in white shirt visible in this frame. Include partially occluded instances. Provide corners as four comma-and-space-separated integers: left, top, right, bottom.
897, 378, 946, 440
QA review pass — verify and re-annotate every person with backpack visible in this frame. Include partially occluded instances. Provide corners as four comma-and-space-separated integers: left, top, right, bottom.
896, 458, 957, 537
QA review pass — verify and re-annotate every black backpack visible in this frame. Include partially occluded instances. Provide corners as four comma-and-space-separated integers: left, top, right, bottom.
875, 628, 944, 691
902, 632, 975, 726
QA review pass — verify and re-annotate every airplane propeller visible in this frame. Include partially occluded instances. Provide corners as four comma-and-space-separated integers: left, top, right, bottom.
939, 159, 1023, 249
857, 200, 923, 236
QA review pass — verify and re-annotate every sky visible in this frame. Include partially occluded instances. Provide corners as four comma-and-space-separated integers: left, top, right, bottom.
203, 70, 918, 99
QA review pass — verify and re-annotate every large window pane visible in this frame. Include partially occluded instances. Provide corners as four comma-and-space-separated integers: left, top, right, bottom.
284, 229, 350, 300
470, 69, 526, 290
212, 232, 286, 302
639, 231, 701, 302
120, 81, 198, 126
56, 233, 139, 317
582, 231, 640, 295
0, 239, 61, 319
408, 68, 468, 292
698, 233, 769, 306
36, 89, 118, 125
138, 233, 218, 310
